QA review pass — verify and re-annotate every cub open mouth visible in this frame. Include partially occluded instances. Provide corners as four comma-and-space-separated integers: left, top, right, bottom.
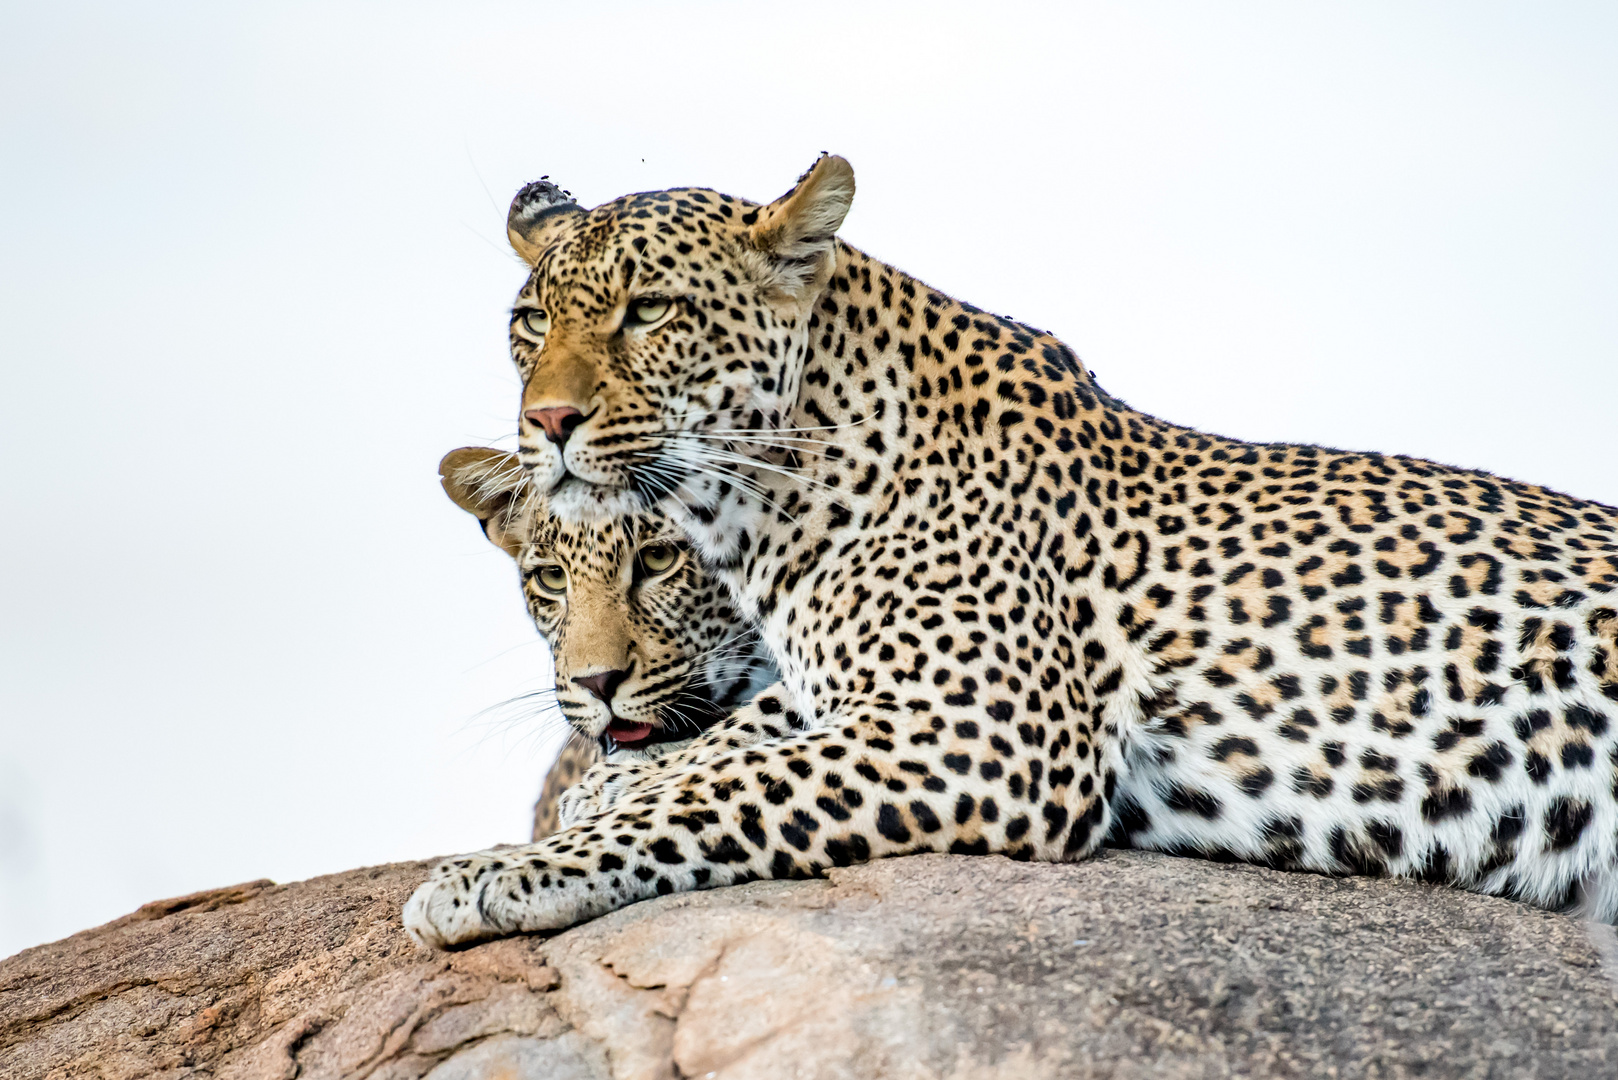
600, 717, 703, 751
605, 720, 654, 744
598, 693, 728, 753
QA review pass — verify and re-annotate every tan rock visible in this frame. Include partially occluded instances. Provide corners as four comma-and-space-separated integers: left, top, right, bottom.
4, 852, 1616, 1078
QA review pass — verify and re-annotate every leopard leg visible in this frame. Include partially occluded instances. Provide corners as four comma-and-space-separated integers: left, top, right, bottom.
405, 709, 1110, 946
555, 682, 804, 827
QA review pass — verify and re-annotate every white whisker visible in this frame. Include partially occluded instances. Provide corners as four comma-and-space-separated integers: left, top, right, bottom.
676, 444, 843, 497
703, 417, 873, 436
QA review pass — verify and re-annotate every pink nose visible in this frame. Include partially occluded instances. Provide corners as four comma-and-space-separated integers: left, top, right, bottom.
524, 406, 584, 446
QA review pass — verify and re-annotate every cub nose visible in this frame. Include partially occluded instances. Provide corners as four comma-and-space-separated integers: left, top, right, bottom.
524, 406, 585, 446
572, 668, 628, 705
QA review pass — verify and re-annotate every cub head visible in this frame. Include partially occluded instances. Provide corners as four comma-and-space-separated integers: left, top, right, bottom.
502, 156, 855, 528
441, 446, 773, 755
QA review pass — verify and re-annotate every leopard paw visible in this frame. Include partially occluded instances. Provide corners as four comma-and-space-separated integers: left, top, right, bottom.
403, 855, 508, 949
405, 846, 620, 946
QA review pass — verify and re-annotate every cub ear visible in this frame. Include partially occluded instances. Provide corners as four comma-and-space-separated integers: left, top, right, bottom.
507, 177, 583, 266
440, 447, 528, 556
744, 154, 855, 301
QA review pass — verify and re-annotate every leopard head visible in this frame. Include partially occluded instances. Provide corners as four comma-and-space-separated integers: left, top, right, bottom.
440, 447, 772, 754
502, 156, 856, 539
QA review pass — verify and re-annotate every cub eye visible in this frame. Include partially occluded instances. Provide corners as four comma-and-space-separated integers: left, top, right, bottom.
637, 543, 679, 576
520, 309, 550, 338
536, 565, 568, 594
626, 297, 672, 327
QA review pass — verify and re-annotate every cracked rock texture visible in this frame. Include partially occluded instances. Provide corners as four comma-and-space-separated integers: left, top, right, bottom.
3, 851, 1617, 1078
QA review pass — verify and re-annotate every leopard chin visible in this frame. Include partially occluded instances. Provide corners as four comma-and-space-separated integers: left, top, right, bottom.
546, 476, 641, 523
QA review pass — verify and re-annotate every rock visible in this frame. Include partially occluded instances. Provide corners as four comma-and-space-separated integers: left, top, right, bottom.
3, 851, 1616, 1078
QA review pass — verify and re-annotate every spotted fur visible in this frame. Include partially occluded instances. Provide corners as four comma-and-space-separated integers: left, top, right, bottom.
406, 158, 1618, 948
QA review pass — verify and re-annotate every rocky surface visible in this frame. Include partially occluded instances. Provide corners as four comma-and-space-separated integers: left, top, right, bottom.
3, 850, 1617, 1079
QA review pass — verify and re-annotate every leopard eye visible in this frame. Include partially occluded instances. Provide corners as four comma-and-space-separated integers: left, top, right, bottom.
626, 297, 672, 327
520, 309, 550, 338
637, 543, 679, 576
536, 564, 568, 594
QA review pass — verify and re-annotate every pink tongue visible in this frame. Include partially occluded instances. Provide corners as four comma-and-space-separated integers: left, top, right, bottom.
608, 721, 653, 744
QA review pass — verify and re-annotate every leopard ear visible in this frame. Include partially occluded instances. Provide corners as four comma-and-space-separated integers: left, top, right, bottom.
440, 447, 529, 556
507, 178, 583, 266
743, 155, 855, 301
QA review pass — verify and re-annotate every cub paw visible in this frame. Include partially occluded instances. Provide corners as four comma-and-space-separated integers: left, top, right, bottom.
557, 761, 649, 828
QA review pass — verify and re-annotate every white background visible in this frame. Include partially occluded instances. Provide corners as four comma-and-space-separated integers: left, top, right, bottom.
2, 2, 1614, 958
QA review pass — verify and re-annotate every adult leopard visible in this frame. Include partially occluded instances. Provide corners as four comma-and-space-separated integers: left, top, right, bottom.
440, 448, 783, 836
406, 157, 1618, 948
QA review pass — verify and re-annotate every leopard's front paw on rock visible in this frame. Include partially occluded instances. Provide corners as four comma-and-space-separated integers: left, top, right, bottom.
402, 864, 502, 949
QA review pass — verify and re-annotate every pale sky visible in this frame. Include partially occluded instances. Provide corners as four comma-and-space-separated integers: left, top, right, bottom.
2, 1, 1615, 958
